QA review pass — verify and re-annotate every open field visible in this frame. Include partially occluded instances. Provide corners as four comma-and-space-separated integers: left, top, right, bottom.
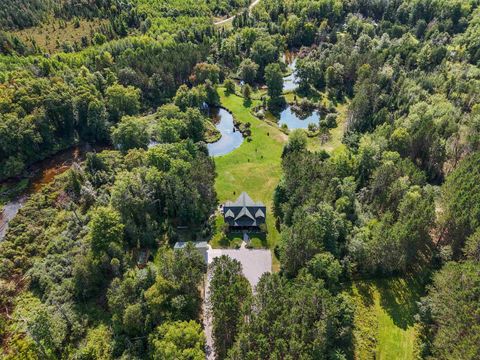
348, 276, 425, 359
14, 18, 108, 53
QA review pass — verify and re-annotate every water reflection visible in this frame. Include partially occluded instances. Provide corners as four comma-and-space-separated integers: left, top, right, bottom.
283, 50, 298, 92
278, 107, 320, 129
207, 108, 244, 157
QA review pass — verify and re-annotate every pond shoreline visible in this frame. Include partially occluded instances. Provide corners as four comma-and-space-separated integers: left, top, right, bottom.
207, 107, 244, 157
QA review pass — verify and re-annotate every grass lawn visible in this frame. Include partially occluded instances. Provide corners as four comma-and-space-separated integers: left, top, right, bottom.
307, 102, 348, 153
213, 88, 287, 269
347, 276, 425, 360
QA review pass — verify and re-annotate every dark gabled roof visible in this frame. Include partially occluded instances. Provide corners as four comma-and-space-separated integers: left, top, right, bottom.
235, 206, 255, 221
225, 192, 265, 207
255, 208, 265, 218
223, 192, 266, 227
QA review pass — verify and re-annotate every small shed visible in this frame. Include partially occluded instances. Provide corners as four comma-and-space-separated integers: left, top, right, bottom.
174, 241, 209, 262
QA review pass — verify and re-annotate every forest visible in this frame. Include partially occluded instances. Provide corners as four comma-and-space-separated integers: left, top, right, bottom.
1, 0, 480, 359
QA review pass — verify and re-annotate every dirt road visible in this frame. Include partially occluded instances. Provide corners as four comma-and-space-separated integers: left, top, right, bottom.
214, 0, 261, 25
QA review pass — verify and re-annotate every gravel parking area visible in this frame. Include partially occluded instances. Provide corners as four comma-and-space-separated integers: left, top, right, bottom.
204, 247, 272, 359
207, 248, 272, 288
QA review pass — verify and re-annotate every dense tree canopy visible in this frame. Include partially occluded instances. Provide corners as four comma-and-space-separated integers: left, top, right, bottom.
2, 0, 480, 358
208, 256, 251, 360
422, 261, 480, 359
228, 272, 354, 359
440, 153, 480, 255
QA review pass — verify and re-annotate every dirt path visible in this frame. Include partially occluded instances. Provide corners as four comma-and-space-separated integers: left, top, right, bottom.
214, 0, 261, 25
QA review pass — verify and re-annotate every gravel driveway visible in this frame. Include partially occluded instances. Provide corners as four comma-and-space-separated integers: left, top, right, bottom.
204, 246, 272, 359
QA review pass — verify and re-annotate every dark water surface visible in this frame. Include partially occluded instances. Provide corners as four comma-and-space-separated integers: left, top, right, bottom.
207, 108, 244, 157
283, 50, 299, 92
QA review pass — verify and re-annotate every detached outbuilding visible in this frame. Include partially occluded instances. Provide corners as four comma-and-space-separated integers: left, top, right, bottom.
174, 241, 209, 262
223, 192, 266, 231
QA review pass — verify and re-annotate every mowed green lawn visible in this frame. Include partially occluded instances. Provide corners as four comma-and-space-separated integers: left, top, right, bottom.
348, 277, 424, 360
214, 88, 424, 358
213, 89, 287, 266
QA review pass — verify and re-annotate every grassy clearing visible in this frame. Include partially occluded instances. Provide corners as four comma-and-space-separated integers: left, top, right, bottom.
348, 276, 425, 360
213, 88, 287, 269
15, 18, 108, 53
307, 102, 348, 153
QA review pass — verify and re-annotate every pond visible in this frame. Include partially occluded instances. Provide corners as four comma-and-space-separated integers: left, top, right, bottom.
278, 106, 320, 130
0, 144, 107, 241
277, 50, 322, 129
283, 50, 299, 92
207, 107, 244, 157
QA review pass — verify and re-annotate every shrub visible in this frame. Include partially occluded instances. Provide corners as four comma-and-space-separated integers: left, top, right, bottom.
224, 79, 235, 94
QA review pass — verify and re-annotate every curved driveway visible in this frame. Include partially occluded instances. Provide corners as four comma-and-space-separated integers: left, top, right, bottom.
214, 0, 261, 25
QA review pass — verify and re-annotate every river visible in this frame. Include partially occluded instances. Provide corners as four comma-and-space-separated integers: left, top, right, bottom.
0, 144, 106, 240
1, 108, 244, 240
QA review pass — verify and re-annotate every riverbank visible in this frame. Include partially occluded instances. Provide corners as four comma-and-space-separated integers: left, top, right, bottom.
0, 143, 107, 241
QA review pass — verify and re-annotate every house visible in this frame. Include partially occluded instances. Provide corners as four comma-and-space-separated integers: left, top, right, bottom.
223, 192, 266, 231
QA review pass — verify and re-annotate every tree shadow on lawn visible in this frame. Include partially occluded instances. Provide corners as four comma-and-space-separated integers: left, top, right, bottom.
349, 272, 429, 330
376, 275, 425, 330
353, 281, 375, 308
217, 233, 242, 248
246, 232, 267, 248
